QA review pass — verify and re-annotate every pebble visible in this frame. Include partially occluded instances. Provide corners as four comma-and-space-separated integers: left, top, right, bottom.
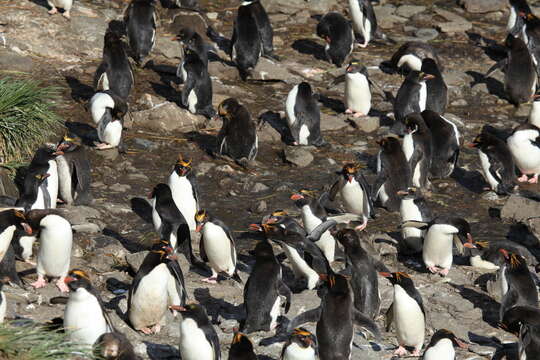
414, 28, 439, 41
283, 146, 314, 167
251, 182, 270, 193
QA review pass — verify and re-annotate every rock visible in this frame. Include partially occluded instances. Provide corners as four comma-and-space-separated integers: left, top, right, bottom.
433, 8, 469, 23
125, 251, 149, 273
250, 182, 270, 193
396, 5, 426, 18
215, 165, 237, 174
501, 195, 540, 222
252, 58, 298, 82
414, 28, 439, 41
72, 223, 101, 233
436, 21, 472, 33
265, 0, 311, 14
56, 205, 101, 226
164, 9, 212, 42
526, 218, 540, 242
481, 191, 499, 201
283, 146, 314, 167
459, 0, 506, 14
126, 102, 205, 133
370, 233, 399, 257
320, 113, 349, 131
251, 200, 267, 213
195, 162, 216, 176
0, 168, 17, 198
0, 49, 34, 73
133, 138, 159, 151
357, 116, 380, 133
109, 183, 131, 193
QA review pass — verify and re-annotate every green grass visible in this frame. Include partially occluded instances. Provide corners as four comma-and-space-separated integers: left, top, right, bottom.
0, 77, 63, 163
0, 322, 95, 360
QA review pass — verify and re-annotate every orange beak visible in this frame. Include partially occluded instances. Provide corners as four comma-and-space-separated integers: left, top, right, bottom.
169, 305, 186, 312
499, 248, 509, 259
64, 276, 76, 284
378, 272, 392, 278
22, 223, 32, 235
195, 224, 203, 232
249, 223, 261, 231
290, 194, 304, 201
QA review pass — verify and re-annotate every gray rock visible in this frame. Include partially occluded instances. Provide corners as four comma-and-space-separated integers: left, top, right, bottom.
502, 195, 540, 222
110, 183, 131, 193
56, 205, 101, 226
251, 200, 267, 213
357, 116, 380, 133
0, 49, 34, 73
396, 5, 426, 18
284, 146, 314, 167
320, 113, 349, 131
126, 102, 204, 133
133, 138, 159, 151
481, 191, 499, 201
414, 28, 439, 41
72, 223, 101, 233
433, 7, 469, 23
0, 168, 17, 198
196, 162, 216, 176
251, 182, 270, 193
252, 57, 299, 82
126, 251, 149, 273
459, 0, 506, 14
436, 21, 472, 33
265, 0, 313, 14
370, 233, 399, 257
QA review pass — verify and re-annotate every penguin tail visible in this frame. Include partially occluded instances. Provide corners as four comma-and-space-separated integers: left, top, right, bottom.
197, 106, 216, 120
231, 271, 243, 284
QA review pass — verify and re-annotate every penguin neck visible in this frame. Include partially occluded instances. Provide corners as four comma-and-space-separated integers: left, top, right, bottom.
0, 225, 16, 257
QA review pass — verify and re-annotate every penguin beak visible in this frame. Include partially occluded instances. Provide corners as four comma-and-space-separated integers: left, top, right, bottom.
347, 175, 353, 183
378, 272, 392, 278
22, 222, 32, 235
466, 142, 477, 148
499, 248, 509, 259
396, 190, 409, 196
64, 276, 76, 284
325, 36, 331, 44
195, 224, 203, 232
454, 338, 469, 349
169, 305, 186, 312
249, 223, 262, 231
423, 74, 435, 80
290, 194, 304, 201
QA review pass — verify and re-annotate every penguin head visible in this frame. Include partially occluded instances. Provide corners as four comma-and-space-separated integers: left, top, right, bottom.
170, 303, 208, 322
265, 210, 288, 224
64, 269, 92, 292
104, 30, 124, 46
230, 331, 255, 353
403, 113, 424, 134
150, 239, 176, 262
55, 133, 81, 155
290, 189, 317, 206
297, 82, 313, 97
320, 273, 350, 295
340, 163, 362, 183
420, 58, 441, 77
500, 306, 540, 336
429, 329, 468, 349
346, 61, 367, 75
195, 209, 209, 232
377, 137, 400, 153
218, 98, 241, 120
3, 209, 33, 235
447, 217, 474, 246
335, 228, 359, 249
174, 154, 192, 176
31, 147, 57, 165
252, 239, 274, 258
148, 183, 170, 200
379, 271, 415, 288
174, 27, 195, 43
290, 328, 316, 349
499, 249, 527, 270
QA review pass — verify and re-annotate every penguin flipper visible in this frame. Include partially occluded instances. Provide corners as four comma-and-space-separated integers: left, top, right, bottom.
167, 259, 187, 306
73, 152, 92, 205
453, 234, 465, 256
286, 307, 322, 333
353, 309, 382, 341
278, 280, 292, 313
328, 74, 346, 88
199, 236, 208, 262
485, 59, 507, 78
328, 178, 342, 201
307, 219, 337, 242
94, 62, 109, 91
400, 220, 428, 229
357, 171, 375, 218
202, 326, 221, 360
385, 302, 394, 332
181, 70, 196, 109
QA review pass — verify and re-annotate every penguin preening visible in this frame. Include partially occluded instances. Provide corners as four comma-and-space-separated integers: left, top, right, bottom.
216, 98, 258, 166
500, 305, 540, 360
380, 271, 425, 357
329, 163, 374, 231
469, 130, 516, 194
520, 11, 540, 73
399, 187, 431, 254
423, 329, 468, 360
280, 328, 317, 360
231, 3, 261, 80
402, 113, 432, 189
94, 332, 140, 360
89, 90, 128, 151
373, 137, 411, 212
317, 12, 354, 67
54, 134, 92, 205
394, 70, 434, 129
422, 58, 447, 115
94, 30, 134, 100
421, 110, 460, 179
285, 82, 325, 146
124, 0, 157, 66
388, 41, 443, 74
228, 331, 257, 360
128, 241, 186, 334
47, 0, 72, 19
64, 269, 113, 345
344, 61, 372, 117
403, 217, 475, 276
175, 28, 209, 81
506, 123, 540, 183
170, 303, 221, 360
168, 155, 199, 233
149, 183, 189, 250
16, 172, 51, 212
348, 0, 378, 48
180, 47, 215, 119
195, 209, 241, 284
242, 240, 291, 333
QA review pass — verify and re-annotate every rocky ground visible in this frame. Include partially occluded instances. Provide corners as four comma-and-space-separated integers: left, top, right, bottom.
1, 0, 540, 359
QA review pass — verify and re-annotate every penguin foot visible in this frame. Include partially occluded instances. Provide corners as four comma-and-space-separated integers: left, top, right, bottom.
48, 8, 58, 14
354, 222, 367, 231
56, 278, 69, 293
353, 112, 365, 118
95, 142, 114, 150
518, 174, 529, 182
31, 277, 47, 289
358, 43, 369, 48
394, 346, 407, 357
411, 349, 421, 357
201, 277, 218, 284
439, 268, 449, 276
345, 108, 353, 114
140, 327, 153, 335
427, 266, 439, 274
62, 11, 71, 19
528, 175, 538, 184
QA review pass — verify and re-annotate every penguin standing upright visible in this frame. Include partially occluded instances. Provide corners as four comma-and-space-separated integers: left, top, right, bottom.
344, 61, 372, 117
348, 0, 378, 48
423, 329, 468, 360
498, 249, 539, 321
124, 0, 156, 66
469, 130, 516, 194
421, 110, 460, 179
506, 123, 540, 183
394, 71, 434, 128
529, 92, 540, 127
28, 210, 72, 292
403, 217, 475, 276
485, 34, 536, 107
216, 98, 258, 165
335, 229, 380, 320
94, 30, 134, 100
508, 0, 532, 36
231, 4, 261, 80
500, 305, 540, 360
128, 241, 186, 334
290, 189, 336, 262
195, 209, 241, 284
372, 137, 411, 212
379, 272, 425, 357
402, 113, 432, 189
89, 90, 128, 151
229, 331, 257, 360
399, 187, 431, 254
281, 328, 317, 360
329, 163, 374, 231
168, 155, 199, 232
317, 12, 354, 67
240, 0, 275, 59
422, 58, 447, 114
54, 134, 92, 205
64, 269, 113, 345
243, 240, 291, 333
46, 0, 72, 19
0, 209, 32, 263
181, 47, 215, 118
17, 147, 58, 210
520, 12, 540, 72
170, 303, 220, 360
287, 273, 381, 360
388, 41, 443, 74
285, 82, 325, 146
175, 28, 209, 71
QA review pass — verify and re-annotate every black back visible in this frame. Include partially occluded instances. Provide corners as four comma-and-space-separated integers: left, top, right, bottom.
500, 253, 539, 321
244, 0, 273, 57
231, 5, 261, 80
422, 58, 447, 114
182, 49, 214, 118
505, 34, 536, 106
124, 0, 156, 65
317, 12, 353, 67
228, 332, 257, 360
217, 99, 258, 162
291, 82, 324, 146
394, 71, 424, 124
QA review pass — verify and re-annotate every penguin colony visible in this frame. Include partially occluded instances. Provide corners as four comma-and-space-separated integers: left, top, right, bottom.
4, 0, 540, 359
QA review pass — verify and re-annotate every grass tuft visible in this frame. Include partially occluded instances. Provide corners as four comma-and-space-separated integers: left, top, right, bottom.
0, 322, 95, 360
0, 77, 63, 163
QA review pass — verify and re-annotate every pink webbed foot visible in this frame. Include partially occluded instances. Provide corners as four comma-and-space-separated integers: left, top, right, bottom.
95, 142, 114, 150
358, 42, 369, 48
427, 266, 439, 274
202, 277, 218, 284
56, 278, 69, 293
528, 175, 538, 184
62, 11, 70, 19
48, 8, 58, 15
353, 112, 365, 118
140, 327, 153, 335
518, 174, 529, 182
439, 268, 450, 276
411, 348, 421, 356
354, 221, 367, 231
394, 345, 408, 357
345, 108, 353, 114
151, 324, 161, 334
31, 276, 47, 289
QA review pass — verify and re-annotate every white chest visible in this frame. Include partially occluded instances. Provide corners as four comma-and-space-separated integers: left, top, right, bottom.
187, 90, 198, 114
56, 155, 73, 203
298, 125, 310, 145
37, 215, 72, 278
400, 199, 424, 239
100, 120, 122, 146
345, 73, 371, 114
419, 81, 427, 111
423, 224, 457, 269
286, 85, 299, 127
402, 133, 414, 161
341, 179, 365, 215
90, 93, 114, 125
397, 54, 423, 72
529, 102, 540, 128
283, 342, 316, 360
168, 173, 197, 231
130, 264, 170, 328
0, 225, 16, 262
50, 0, 72, 10
478, 150, 500, 190
46, 160, 58, 209
0, 291, 6, 323
202, 222, 235, 273
348, 0, 364, 34
507, 130, 540, 173
179, 319, 214, 360
281, 244, 318, 289
423, 339, 455, 360
393, 285, 425, 348
64, 288, 108, 345
508, 7, 517, 31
